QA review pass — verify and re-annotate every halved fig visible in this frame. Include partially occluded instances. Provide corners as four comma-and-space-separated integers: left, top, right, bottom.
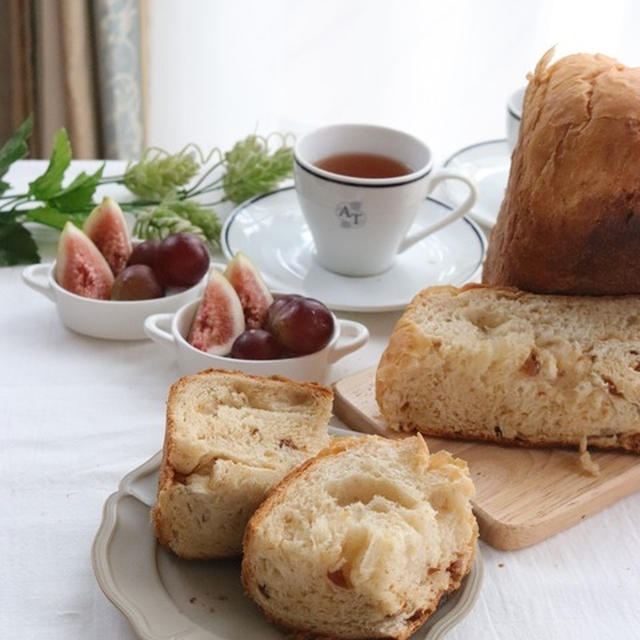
56, 221, 114, 299
83, 196, 132, 276
224, 251, 273, 329
188, 269, 245, 355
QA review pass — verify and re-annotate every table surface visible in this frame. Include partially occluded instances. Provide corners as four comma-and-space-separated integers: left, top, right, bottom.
2, 160, 639, 640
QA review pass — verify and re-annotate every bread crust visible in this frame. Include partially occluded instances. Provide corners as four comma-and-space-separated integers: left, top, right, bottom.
390, 422, 640, 455
483, 50, 640, 295
152, 368, 333, 559
376, 284, 640, 455
242, 436, 477, 640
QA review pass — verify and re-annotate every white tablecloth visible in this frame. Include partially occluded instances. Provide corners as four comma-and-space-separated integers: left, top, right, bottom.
1, 161, 639, 640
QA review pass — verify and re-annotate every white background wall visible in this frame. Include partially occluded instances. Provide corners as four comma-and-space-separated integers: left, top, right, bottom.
147, 0, 640, 164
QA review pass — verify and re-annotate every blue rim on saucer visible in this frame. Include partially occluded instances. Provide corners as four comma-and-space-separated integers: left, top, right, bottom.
441, 139, 510, 228
221, 187, 486, 313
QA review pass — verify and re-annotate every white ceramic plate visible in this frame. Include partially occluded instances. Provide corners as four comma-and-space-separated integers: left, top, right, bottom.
92, 425, 483, 640
221, 187, 486, 313
441, 140, 511, 228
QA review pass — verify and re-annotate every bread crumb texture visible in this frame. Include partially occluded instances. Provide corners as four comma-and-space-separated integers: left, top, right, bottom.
242, 435, 478, 640
152, 369, 332, 559
376, 286, 640, 452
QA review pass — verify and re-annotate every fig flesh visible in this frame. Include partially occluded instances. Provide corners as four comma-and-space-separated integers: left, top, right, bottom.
56, 221, 114, 299
83, 196, 132, 276
188, 270, 245, 355
224, 251, 273, 329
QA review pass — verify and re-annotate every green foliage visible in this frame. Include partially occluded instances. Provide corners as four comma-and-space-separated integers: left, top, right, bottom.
28, 129, 72, 200
222, 135, 293, 204
0, 221, 40, 265
25, 207, 87, 230
0, 119, 293, 265
48, 165, 105, 210
0, 116, 32, 195
133, 198, 220, 246
124, 151, 200, 200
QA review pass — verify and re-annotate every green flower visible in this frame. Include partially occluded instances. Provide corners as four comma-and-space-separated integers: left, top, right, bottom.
132, 197, 220, 247
222, 135, 293, 204
124, 152, 200, 200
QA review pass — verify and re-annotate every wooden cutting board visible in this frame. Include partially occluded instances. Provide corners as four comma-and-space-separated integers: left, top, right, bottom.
333, 367, 640, 551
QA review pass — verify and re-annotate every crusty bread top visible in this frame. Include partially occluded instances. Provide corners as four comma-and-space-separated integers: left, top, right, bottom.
164, 369, 333, 476
243, 435, 477, 638
517, 49, 638, 215
483, 49, 640, 294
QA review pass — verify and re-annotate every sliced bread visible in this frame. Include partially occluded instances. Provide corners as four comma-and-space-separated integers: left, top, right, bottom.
242, 435, 477, 640
376, 284, 640, 452
152, 368, 332, 559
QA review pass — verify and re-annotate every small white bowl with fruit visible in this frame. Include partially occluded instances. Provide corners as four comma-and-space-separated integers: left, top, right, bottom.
22, 197, 211, 340
144, 252, 369, 383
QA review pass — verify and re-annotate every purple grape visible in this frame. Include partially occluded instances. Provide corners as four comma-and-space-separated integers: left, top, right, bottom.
155, 233, 210, 287
111, 264, 164, 300
230, 330, 282, 360
266, 296, 334, 355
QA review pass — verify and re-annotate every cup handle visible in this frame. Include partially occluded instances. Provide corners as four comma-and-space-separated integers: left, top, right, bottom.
144, 313, 176, 349
398, 169, 477, 253
328, 319, 369, 364
22, 263, 55, 302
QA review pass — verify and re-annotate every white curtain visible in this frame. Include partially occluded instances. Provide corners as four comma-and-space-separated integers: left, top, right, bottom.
147, 0, 640, 162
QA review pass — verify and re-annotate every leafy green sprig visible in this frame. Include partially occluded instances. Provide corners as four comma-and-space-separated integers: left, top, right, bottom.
132, 197, 221, 242
0, 120, 294, 266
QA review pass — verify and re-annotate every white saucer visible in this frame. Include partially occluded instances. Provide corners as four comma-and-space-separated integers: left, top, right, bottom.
221, 187, 486, 313
92, 425, 483, 640
441, 139, 511, 228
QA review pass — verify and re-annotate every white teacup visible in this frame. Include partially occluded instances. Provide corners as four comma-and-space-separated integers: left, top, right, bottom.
294, 123, 477, 277
506, 87, 525, 150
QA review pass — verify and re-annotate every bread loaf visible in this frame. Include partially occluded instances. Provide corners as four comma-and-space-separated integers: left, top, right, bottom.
376, 285, 640, 453
242, 434, 477, 640
151, 369, 332, 559
483, 49, 640, 294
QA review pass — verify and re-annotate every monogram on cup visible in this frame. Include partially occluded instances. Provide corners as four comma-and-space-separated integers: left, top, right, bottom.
336, 201, 366, 229
293, 124, 477, 276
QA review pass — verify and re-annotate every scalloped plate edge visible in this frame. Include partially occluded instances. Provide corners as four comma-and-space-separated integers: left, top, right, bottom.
92, 432, 483, 640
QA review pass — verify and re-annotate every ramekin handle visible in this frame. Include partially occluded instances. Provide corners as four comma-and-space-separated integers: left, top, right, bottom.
144, 313, 176, 349
328, 319, 369, 364
22, 263, 55, 302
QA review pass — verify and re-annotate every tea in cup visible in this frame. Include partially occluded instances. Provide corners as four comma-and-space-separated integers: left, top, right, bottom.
294, 124, 477, 277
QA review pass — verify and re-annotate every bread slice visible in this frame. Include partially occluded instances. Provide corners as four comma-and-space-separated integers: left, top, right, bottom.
376, 284, 640, 453
151, 368, 332, 559
242, 435, 477, 640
